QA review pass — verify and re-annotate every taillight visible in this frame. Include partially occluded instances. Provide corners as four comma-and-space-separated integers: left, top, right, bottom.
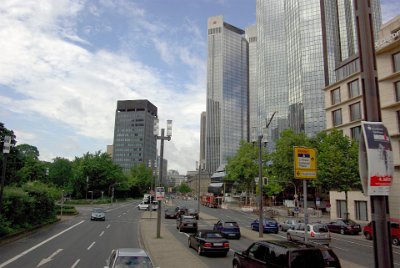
223, 242, 230, 248
204, 242, 212, 247
310, 232, 315, 237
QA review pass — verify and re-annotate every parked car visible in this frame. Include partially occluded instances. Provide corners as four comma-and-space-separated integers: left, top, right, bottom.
91, 208, 105, 221
150, 201, 158, 211
232, 240, 328, 268
287, 223, 331, 246
279, 219, 303, 232
326, 219, 361, 235
213, 220, 241, 239
176, 215, 198, 233
187, 208, 199, 220
318, 245, 342, 267
105, 248, 153, 268
363, 221, 400, 245
175, 206, 188, 217
188, 230, 230, 256
250, 218, 279, 234
138, 201, 149, 211
164, 208, 177, 219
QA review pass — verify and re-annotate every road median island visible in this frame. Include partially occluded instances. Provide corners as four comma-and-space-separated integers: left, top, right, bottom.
139, 211, 208, 268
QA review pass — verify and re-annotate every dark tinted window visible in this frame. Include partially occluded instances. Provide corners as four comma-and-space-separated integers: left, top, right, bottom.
290, 250, 325, 268
314, 224, 329, 232
205, 232, 223, 238
224, 222, 238, 227
253, 245, 267, 262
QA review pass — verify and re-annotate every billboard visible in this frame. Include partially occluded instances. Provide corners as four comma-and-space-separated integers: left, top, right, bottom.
293, 147, 317, 179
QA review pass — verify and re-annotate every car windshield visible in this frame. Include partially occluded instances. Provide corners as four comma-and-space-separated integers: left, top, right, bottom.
223, 222, 238, 227
313, 224, 329, 233
205, 233, 223, 238
188, 209, 197, 213
343, 219, 357, 225
114, 256, 152, 268
93, 209, 104, 213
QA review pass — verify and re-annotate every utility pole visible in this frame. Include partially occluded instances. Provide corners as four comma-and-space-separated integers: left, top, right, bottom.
0, 134, 16, 216
355, 1, 393, 267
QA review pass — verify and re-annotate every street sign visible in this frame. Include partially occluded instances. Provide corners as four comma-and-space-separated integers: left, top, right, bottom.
293, 147, 317, 179
359, 121, 393, 196
155, 187, 165, 201
2, 135, 11, 154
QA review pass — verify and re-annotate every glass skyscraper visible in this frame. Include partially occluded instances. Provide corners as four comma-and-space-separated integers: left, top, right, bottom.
112, 100, 158, 173
205, 16, 249, 175
245, 25, 258, 135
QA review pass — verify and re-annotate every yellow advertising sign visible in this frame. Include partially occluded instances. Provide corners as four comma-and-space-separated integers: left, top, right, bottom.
294, 147, 317, 179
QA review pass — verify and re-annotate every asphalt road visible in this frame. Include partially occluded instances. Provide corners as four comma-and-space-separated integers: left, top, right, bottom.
171, 198, 400, 268
0, 200, 142, 268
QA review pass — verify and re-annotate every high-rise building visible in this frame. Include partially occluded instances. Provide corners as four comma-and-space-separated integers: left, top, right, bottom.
205, 15, 249, 175
245, 25, 258, 135
112, 100, 157, 173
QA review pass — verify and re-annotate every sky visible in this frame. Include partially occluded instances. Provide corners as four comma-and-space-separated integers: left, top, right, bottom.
0, 0, 399, 175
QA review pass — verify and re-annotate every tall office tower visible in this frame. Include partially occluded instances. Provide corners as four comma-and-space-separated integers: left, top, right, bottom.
246, 25, 258, 135
112, 100, 157, 173
205, 16, 249, 175
199, 111, 206, 169
257, 0, 370, 140
321, 0, 382, 85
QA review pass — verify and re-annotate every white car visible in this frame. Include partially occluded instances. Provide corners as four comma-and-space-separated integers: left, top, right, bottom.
287, 222, 331, 246
106, 248, 153, 268
138, 201, 149, 210
91, 208, 105, 221
150, 201, 158, 211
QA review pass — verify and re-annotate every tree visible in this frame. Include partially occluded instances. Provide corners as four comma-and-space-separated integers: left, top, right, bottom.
127, 163, 153, 194
313, 129, 361, 219
15, 144, 40, 161
177, 183, 191, 194
48, 157, 73, 188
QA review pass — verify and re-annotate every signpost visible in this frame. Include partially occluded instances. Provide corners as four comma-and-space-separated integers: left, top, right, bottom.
155, 187, 165, 201
294, 147, 317, 243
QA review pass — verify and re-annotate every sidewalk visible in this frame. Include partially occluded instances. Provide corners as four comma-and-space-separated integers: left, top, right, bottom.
139, 207, 367, 268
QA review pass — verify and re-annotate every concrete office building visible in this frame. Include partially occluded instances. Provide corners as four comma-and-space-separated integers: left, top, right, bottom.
324, 16, 400, 222
112, 100, 157, 173
199, 111, 206, 169
205, 16, 249, 175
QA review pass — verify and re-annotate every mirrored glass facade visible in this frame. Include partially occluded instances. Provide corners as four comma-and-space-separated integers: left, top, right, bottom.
206, 16, 249, 174
245, 25, 258, 134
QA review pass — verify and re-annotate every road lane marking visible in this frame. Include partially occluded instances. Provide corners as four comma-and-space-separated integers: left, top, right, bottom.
37, 248, 63, 267
99, 231, 105, 237
106, 224, 111, 229
0, 220, 84, 268
87, 242, 95, 250
71, 259, 80, 268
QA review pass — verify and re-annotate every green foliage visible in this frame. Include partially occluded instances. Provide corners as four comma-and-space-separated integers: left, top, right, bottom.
128, 163, 153, 194
16, 157, 47, 184
177, 183, 192, 194
16, 144, 40, 161
48, 157, 73, 187
263, 180, 284, 197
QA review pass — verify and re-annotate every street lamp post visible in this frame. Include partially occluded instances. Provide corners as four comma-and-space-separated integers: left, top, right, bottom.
196, 161, 202, 215
0, 134, 17, 216
154, 119, 172, 239
251, 112, 277, 238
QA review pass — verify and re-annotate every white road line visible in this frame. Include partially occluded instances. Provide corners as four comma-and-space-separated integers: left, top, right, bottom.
71, 259, 80, 268
99, 231, 105, 237
106, 224, 111, 229
87, 242, 95, 250
0, 220, 85, 268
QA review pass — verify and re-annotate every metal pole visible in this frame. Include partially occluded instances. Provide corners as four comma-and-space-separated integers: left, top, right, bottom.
303, 180, 308, 243
258, 135, 263, 238
60, 190, 64, 220
197, 163, 201, 214
0, 154, 8, 215
355, 1, 393, 267
157, 128, 165, 238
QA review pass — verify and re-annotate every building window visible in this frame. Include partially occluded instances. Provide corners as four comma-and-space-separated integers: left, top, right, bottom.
350, 102, 362, 121
397, 111, 400, 133
331, 88, 341, 105
348, 79, 360, 98
351, 126, 361, 142
332, 109, 342, 126
395, 81, 400, 102
336, 200, 347, 218
355, 201, 368, 221
394, 52, 400, 72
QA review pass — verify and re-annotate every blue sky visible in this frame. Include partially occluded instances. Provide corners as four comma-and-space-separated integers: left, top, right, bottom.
0, 0, 398, 174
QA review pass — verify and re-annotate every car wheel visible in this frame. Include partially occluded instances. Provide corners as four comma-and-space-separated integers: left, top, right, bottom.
287, 233, 292, 241
197, 245, 202, 255
340, 229, 345, 235
279, 225, 283, 231
365, 232, 372, 240
232, 260, 241, 268
392, 236, 399, 246
188, 239, 192, 248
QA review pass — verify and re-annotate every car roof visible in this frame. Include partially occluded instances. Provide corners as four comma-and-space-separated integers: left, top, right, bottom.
257, 240, 317, 249
116, 248, 149, 257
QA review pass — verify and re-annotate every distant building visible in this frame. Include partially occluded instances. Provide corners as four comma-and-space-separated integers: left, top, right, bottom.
199, 112, 206, 169
245, 24, 258, 135
205, 15, 249, 175
106, 144, 113, 157
112, 100, 158, 173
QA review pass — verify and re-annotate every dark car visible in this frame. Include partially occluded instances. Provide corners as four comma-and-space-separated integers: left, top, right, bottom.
326, 219, 361, 235
176, 215, 198, 233
213, 220, 241, 239
363, 221, 400, 245
280, 219, 303, 232
318, 245, 342, 267
188, 230, 230, 256
175, 206, 188, 217
251, 218, 279, 234
164, 208, 177, 219
232, 240, 328, 268
187, 208, 199, 220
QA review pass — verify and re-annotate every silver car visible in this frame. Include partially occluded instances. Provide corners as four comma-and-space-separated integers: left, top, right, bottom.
287, 222, 331, 246
91, 208, 105, 221
279, 219, 302, 232
106, 248, 153, 268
